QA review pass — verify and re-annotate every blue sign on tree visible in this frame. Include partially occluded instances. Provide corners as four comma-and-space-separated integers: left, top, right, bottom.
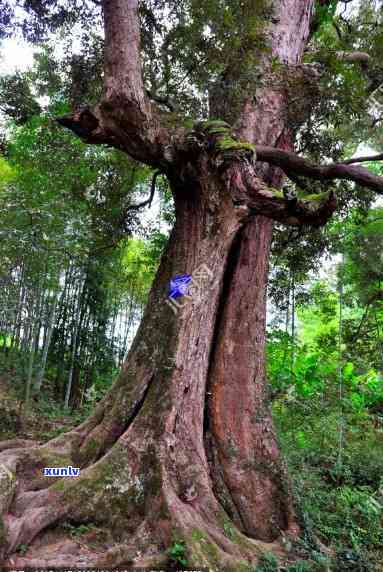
169, 274, 192, 299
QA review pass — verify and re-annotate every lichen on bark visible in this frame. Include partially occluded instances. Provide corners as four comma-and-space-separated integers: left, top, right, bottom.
0, 464, 16, 514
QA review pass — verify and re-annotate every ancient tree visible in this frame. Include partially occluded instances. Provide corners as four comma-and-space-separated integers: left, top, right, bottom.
1, 0, 383, 568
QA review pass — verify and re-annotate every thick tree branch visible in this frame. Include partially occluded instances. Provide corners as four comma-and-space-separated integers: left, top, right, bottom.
146, 90, 176, 112
102, 0, 150, 118
336, 51, 371, 66
343, 152, 383, 165
255, 146, 383, 193
310, 49, 372, 67
57, 1, 171, 168
99, 0, 171, 164
225, 162, 337, 228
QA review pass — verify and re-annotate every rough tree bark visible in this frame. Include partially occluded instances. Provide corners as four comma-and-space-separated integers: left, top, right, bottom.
0, 0, 382, 569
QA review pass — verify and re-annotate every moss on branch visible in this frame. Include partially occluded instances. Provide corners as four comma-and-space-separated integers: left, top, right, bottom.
197, 120, 231, 132
215, 137, 256, 155
191, 119, 256, 163
270, 188, 285, 199
299, 190, 331, 203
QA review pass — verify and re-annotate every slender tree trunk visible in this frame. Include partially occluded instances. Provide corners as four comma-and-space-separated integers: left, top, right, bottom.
291, 272, 296, 380
11, 262, 25, 353
24, 323, 37, 412
34, 293, 58, 394
24, 286, 43, 412
64, 283, 84, 409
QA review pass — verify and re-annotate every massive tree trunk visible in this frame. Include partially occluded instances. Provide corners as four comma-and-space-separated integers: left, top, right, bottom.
2, 0, 376, 568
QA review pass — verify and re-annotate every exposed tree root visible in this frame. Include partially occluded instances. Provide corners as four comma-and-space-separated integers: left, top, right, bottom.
7, 529, 108, 568
0, 424, 291, 570
0, 440, 39, 453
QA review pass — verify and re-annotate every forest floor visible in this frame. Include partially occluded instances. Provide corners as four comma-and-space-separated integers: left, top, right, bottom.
0, 373, 116, 567
0, 373, 76, 443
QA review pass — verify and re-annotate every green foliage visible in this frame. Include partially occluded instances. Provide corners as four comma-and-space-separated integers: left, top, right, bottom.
274, 391, 383, 565
255, 552, 279, 571
15, 544, 28, 555
0, 72, 41, 124
312, 0, 339, 40
335, 549, 371, 571
284, 563, 316, 572
0, 156, 15, 190
122, 238, 159, 305
305, 481, 382, 550
223, 520, 235, 539
168, 539, 188, 567
269, 222, 383, 568
140, 0, 275, 120
62, 521, 95, 537
267, 331, 335, 399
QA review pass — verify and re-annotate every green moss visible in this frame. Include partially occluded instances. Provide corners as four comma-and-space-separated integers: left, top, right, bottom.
191, 529, 208, 542
32, 448, 73, 481
187, 529, 221, 568
215, 136, 256, 154
176, 523, 262, 570
300, 190, 330, 202
109, 484, 146, 516
62, 442, 159, 529
188, 119, 256, 165
0, 514, 6, 546
86, 438, 101, 454
36, 447, 71, 464
271, 189, 284, 199
52, 479, 66, 492
208, 126, 232, 134
77, 437, 102, 464
197, 119, 231, 131
271, 188, 331, 205
199, 540, 221, 566
236, 562, 255, 572
223, 521, 236, 539
216, 509, 261, 553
